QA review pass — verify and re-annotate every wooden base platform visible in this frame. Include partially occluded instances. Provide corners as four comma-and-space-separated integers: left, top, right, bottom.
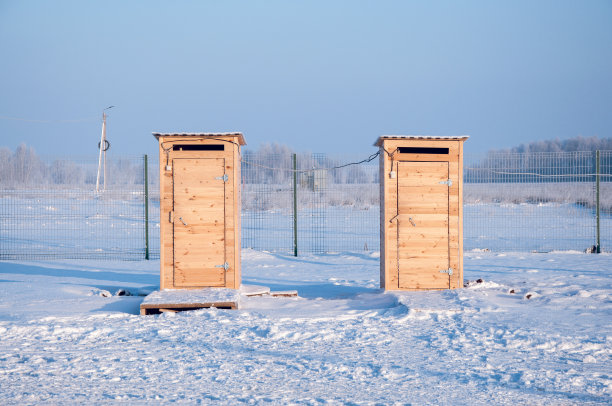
140, 288, 240, 315
140, 285, 299, 315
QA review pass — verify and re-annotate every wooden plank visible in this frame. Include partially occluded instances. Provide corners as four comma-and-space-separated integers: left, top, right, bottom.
173, 158, 226, 288
398, 200, 449, 209
398, 230, 449, 240
379, 137, 466, 291
169, 150, 228, 159
397, 193, 449, 203
396, 153, 454, 161
398, 176, 449, 186
395, 185, 450, 194
140, 287, 240, 314
172, 223, 226, 233
457, 140, 464, 287
397, 221, 449, 230
269, 290, 298, 297
141, 301, 238, 310
397, 257, 449, 267
399, 234, 458, 243
379, 150, 387, 288
398, 268, 450, 280
141, 302, 238, 314
228, 145, 239, 288
174, 269, 225, 287
397, 160, 449, 290
399, 279, 449, 290
159, 138, 174, 290
399, 240, 450, 250
396, 245, 448, 255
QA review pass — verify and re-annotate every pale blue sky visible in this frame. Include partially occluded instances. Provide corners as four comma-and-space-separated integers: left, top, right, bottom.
0, 0, 610, 156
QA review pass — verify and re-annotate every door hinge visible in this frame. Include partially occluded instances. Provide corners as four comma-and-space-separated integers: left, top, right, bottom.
440, 268, 453, 276
169, 211, 174, 223
215, 262, 229, 271
215, 174, 229, 182
439, 179, 452, 187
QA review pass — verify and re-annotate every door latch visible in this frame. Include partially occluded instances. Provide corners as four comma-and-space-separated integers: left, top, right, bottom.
440, 268, 453, 276
439, 179, 452, 187
215, 174, 229, 182
215, 262, 229, 271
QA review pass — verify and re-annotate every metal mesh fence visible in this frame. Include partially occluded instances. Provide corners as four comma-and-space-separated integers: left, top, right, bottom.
242, 150, 611, 254
241, 152, 379, 254
147, 157, 160, 260
0, 150, 610, 259
0, 155, 152, 260
600, 151, 612, 252
241, 152, 294, 253
463, 151, 607, 252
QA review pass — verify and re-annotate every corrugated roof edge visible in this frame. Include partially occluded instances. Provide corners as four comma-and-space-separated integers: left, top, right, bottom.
374, 135, 469, 146
153, 132, 246, 145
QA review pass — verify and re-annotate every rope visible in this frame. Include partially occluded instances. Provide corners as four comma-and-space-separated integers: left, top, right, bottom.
242, 151, 380, 173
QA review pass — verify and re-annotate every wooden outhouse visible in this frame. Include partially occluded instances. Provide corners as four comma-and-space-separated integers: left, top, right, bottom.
375, 136, 468, 291
153, 132, 245, 290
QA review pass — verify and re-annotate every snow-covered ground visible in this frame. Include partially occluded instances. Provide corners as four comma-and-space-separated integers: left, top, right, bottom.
0, 250, 610, 404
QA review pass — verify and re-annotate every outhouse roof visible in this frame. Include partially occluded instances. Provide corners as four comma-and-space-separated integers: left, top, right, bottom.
153, 132, 246, 145
374, 135, 469, 146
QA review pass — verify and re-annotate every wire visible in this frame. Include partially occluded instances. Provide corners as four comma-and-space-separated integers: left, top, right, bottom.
380, 146, 399, 159
159, 137, 379, 174
0, 115, 98, 123
242, 150, 380, 173
465, 168, 612, 177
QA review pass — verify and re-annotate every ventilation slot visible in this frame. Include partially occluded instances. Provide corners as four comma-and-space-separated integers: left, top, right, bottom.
398, 147, 449, 154
173, 144, 224, 151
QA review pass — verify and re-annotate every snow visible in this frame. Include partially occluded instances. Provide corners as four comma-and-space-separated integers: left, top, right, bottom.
0, 250, 611, 404
141, 288, 241, 307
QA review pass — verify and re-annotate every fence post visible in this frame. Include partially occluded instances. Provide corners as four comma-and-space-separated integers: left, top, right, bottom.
292, 153, 298, 257
144, 154, 150, 260
596, 150, 601, 253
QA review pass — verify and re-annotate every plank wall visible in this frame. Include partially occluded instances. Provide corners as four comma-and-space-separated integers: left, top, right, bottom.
157, 136, 242, 290
378, 138, 466, 291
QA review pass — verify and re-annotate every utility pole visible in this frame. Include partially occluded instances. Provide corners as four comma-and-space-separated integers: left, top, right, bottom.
96, 106, 114, 192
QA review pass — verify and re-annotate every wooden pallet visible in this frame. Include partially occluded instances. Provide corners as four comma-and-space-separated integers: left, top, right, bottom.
140, 285, 299, 315
140, 288, 240, 315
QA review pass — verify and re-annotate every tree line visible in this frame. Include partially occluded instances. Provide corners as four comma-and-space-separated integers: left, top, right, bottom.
241, 143, 378, 185
1, 136, 609, 187
489, 135, 612, 153
0, 143, 143, 188
466, 136, 612, 183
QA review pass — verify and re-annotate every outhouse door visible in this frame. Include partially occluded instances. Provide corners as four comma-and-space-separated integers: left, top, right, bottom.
172, 158, 227, 288
396, 161, 451, 289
